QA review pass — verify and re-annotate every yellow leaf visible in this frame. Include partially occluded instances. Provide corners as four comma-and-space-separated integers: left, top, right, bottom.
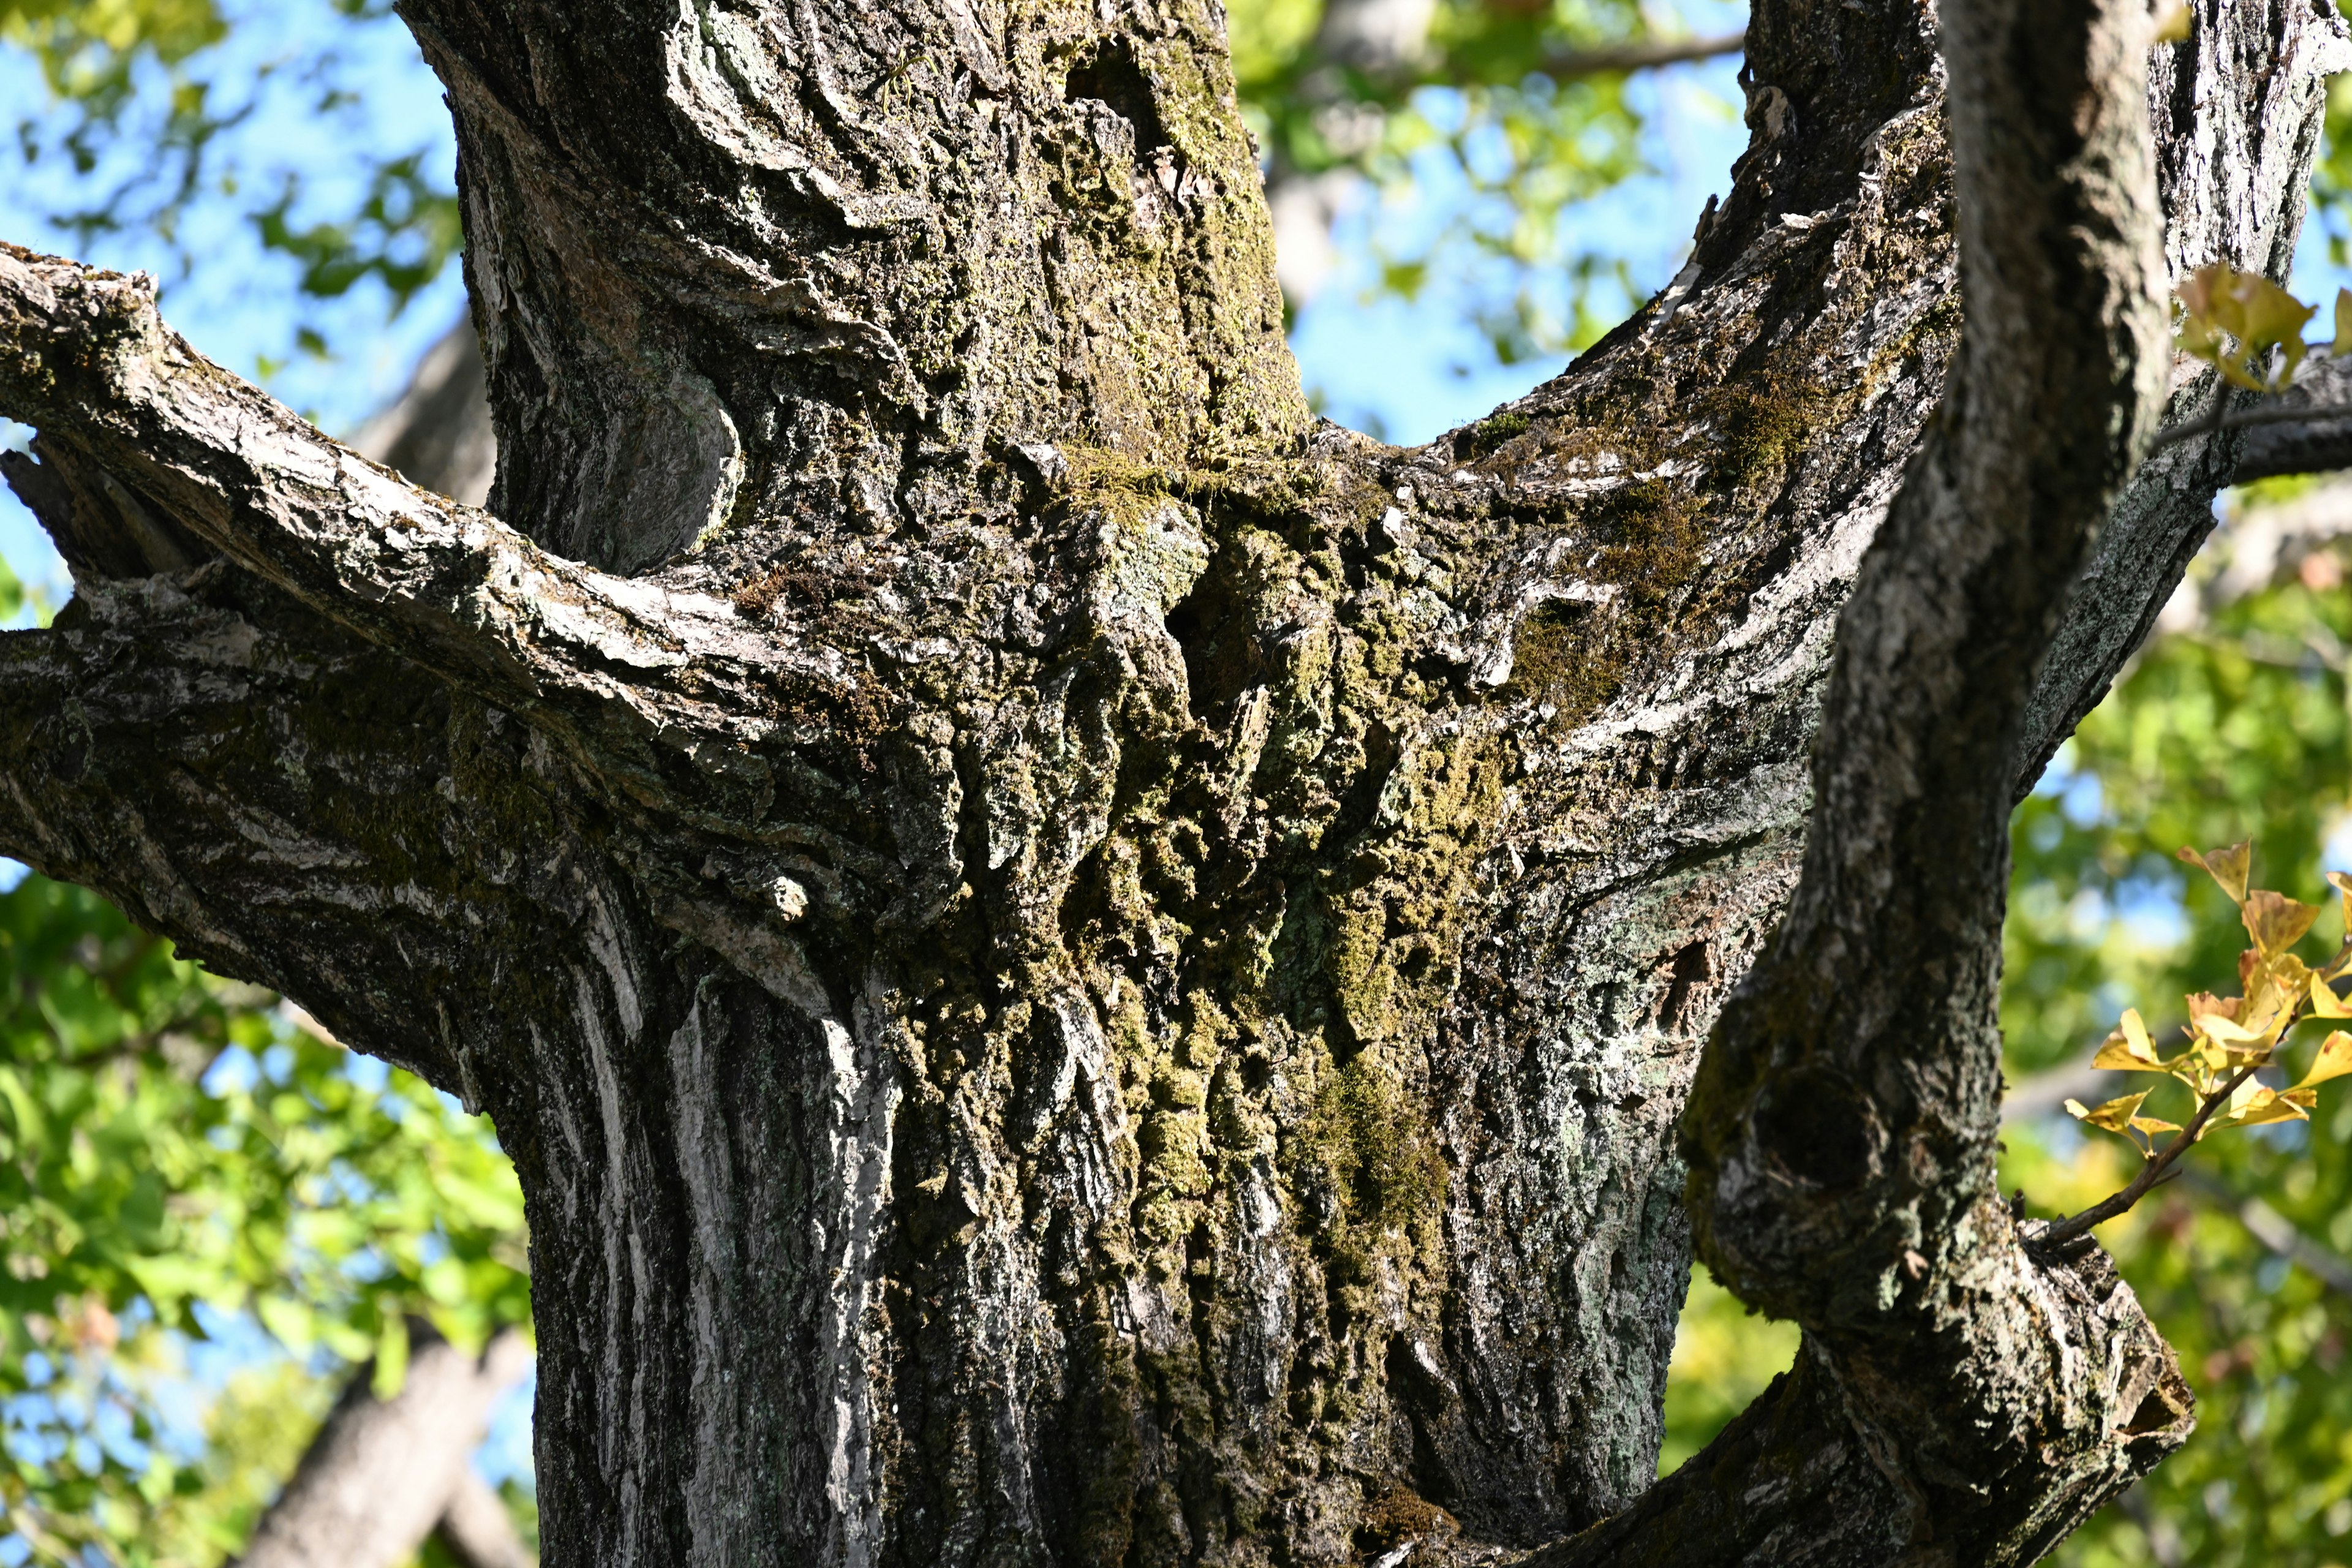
2067, 1091, 2152, 1134
2235, 276, 2318, 370
2216, 358, 2274, 392
2220, 1084, 2311, 1128
2186, 990, 2240, 1025
2193, 1008, 2270, 1049
2333, 287, 2352, 357
2309, 974, 2352, 1019
2152, 2, 2192, 44
2180, 841, 2252, 905
2094, 1007, 2168, 1070
2242, 889, 2320, 956
2297, 1030, 2352, 1090
2130, 1115, 2183, 1137
2244, 954, 2310, 1027
2173, 270, 2315, 390
2177, 262, 2222, 325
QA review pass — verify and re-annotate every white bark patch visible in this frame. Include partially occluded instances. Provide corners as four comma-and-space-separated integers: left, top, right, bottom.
669, 997, 753, 1565
815, 987, 902, 1568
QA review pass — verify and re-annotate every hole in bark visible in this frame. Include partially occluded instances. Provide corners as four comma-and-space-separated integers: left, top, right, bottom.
1240, 1050, 1272, 1093
1162, 561, 1257, 727
1660, 940, 1711, 1031
2121, 1384, 2187, 1436
1063, 38, 1167, 154
1755, 1066, 1876, 1191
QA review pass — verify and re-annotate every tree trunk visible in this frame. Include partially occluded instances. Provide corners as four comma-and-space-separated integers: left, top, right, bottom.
0, 2, 2344, 1564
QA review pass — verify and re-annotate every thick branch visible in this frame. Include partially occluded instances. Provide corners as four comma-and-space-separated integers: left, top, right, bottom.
236, 1329, 530, 1568
397, 0, 1310, 570
1649, 0, 2194, 1558
437, 1469, 537, 1568
2014, 6, 2352, 786
0, 244, 870, 835
2230, 355, 2352, 481
0, 562, 641, 1099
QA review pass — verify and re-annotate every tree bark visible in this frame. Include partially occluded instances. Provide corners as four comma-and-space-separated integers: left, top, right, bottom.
219, 323, 532, 1568
0, 1, 2343, 1564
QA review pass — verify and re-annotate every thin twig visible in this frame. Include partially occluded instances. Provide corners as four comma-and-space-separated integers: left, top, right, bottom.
2040, 1060, 2264, 1246
2150, 400, 2352, 449
1540, 31, 1746, 79
2178, 1166, 2352, 1296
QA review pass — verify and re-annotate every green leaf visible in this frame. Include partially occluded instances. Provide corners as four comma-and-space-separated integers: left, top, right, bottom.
369, 1313, 409, 1401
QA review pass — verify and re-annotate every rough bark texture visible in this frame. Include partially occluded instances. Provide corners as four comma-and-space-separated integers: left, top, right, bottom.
236, 1329, 530, 1568
0, 1, 2344, 1565
1581, 0, 2185, 1559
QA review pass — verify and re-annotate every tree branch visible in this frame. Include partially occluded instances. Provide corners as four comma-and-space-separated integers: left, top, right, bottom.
1637, 0, 2199, 1557
2225, 354, 2352, 480
2010, 4, 2351, 793
236, 1327, 530, 1568
0, 561, 638, 1097
2038, 1061, 2263, 1250
436, 1469, 536, 1568
1540, 31, 1745, 80
0, 243, 872, 837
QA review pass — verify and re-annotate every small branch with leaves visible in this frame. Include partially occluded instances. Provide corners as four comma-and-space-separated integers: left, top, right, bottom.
2152, 263, 2352, 450
2038, 840, 2352, 1250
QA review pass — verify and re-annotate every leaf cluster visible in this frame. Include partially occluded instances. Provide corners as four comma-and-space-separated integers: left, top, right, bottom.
0, 874, 529, 1564
2175, 262, 2352, 394
2002, 532, 2352, 1564
2068, 842, 2352, 1152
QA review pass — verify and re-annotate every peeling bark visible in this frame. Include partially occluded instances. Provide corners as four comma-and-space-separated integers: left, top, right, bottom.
1, 1, 2345, 1564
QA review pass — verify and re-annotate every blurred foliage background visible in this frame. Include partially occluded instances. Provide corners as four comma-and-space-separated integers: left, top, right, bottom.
1985, 480, 2352, 1568
8, 1, 2352, 1564
0, 838, 530, 1562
